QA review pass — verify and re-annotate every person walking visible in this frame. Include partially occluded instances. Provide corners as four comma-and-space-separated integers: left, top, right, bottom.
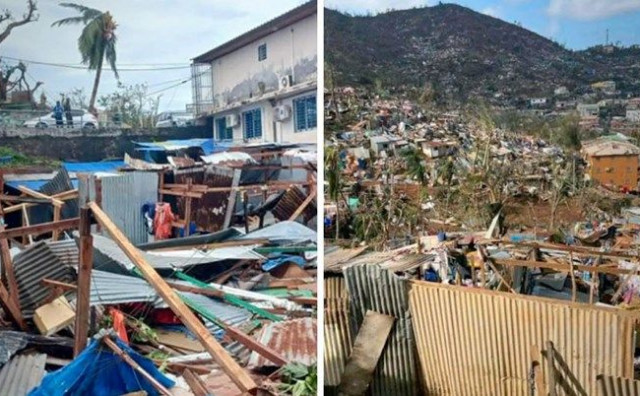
63, 97, 73, 127
53, 101, 64, 127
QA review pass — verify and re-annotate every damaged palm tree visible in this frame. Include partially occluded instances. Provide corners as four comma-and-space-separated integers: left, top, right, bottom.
52, 3, 119, 115
326, 145, 342, 241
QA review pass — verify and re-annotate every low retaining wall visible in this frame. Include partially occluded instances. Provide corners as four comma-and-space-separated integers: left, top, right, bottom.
0, 125, 212, 162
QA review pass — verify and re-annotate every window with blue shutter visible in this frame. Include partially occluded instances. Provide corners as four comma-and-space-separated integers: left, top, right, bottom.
293, 95, 317, 132
243, 108, 262, 139
215, 118, 233, 141
258, 44, 267, 61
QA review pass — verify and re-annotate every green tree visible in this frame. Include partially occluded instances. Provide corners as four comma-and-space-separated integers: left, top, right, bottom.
325, 145, 342, 240
401, 147, 427, 185
52, 3, 118, 114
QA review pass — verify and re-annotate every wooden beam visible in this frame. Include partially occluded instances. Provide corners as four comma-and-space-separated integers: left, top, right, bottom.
182, 369, 211, 396
288, 189, 317, 222
223, 169, 242, 230
52, 205, 61, 241
166, 280, 224, 299
159, 189, 203, 199
0, 218, 79, 239
184, 178, 193, 237
493, 257, 637, 277
16, 186, 64, 207
41, 278, 77, 291
102, 336, 173, 396
2, 190, 77, 214
74, 208, 93, 357
88, 202, 257, 394
0, 280, 26, 331
0, 225, 19, 308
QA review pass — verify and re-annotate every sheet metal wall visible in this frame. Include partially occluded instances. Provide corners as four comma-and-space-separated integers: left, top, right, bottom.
343, 265, 418, 396
409, 281, 638, 396
324, 276, 352, 387
597, 375, 640, 396
99, 172, 158, 245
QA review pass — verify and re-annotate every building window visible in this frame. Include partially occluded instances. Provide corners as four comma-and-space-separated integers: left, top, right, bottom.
293, 95, 317, 132
258, 44, 267, 61
243, 108, 262, 139
215, 117, 233, 141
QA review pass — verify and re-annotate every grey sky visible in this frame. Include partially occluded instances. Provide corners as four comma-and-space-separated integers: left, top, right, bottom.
2, 0, 307, 112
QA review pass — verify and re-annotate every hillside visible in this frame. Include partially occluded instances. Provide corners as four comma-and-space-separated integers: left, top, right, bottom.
325, 4, 636, 102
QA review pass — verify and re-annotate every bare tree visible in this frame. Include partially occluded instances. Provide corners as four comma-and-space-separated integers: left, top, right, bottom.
0, 0, 38, 45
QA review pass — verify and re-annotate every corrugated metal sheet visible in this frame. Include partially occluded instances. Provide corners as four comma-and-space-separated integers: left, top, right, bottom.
92, 234, 244, 271
38, 167, 78, 220
90, 270, 161, 306
13, 241, 76, 318
272, 187, 316, 223
47, 239, 78, 267
99, 172, 158, 245
324, 246, 368, 273
597, 375, 640, 396
248, 317, 317, 368
409, 281, 638, 396
343, 264, 418, 396
237, 221, 317, 245
0, 353, 46, 396
324, 276, 353, 387
178, 292, 251, 340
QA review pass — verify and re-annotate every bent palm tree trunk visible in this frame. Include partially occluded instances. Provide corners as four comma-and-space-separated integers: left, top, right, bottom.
88, 51, 104, 115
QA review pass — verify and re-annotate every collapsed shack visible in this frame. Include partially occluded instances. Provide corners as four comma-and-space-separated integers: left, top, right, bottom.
324, 226, 640, 395
0, 144, 318, 395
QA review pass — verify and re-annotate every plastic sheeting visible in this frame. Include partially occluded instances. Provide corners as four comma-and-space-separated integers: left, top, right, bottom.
29, 335, 174, 396
262, 255, 306, 272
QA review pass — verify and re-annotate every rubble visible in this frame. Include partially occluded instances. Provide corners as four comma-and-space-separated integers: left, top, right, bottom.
0, 139, 317, 395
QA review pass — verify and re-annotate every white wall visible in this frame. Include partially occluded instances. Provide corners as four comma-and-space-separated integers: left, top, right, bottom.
212, 90, 316, 145
627, 109, 640, 122
210, 14, 317, 108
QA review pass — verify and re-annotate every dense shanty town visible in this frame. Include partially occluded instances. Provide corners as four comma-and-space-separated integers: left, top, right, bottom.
323, 7, 640, 395
0, 1, 318, 395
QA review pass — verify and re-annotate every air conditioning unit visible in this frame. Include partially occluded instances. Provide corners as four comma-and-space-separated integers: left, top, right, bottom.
278, 74, 293, 90
225, 114, 240, 127
274, 105, 292, 121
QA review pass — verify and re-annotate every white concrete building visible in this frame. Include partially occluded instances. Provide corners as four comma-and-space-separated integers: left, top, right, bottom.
627, 109, 640, 122
190, 2, 317, 145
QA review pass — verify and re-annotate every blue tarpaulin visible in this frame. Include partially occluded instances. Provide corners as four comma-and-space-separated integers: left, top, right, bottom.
262, 255, 307, 272
29, 336, 174, 396
134, 139, 219, 155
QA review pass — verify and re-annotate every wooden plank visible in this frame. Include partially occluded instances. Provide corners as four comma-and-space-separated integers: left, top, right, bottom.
288, 189, 317, 222
225, 325, 288, 367
0, 279, 26, 330
41, 278, 77, 291
0, 225, 19, 308
494, 258, 638, 277
2, 190, 78, 214
183, 368, 212, 396
21, 204, 33, 245
102, 336, 172, 396
159, 189, 203, 199
547, 341, 557, 396
531, 345, 546, 396
16, 186, 64, 207
74, 208, 93, 357
184, 178, 193, 237
223, 169, 242, 230
52, 205, 61, 241
0, 218, 79, 239
338, 310, 395, 396
88, 202, 257, 394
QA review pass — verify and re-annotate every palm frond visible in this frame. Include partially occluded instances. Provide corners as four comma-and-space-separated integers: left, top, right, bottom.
104, 37, 118, 79
78, 18, 104, 67
51, 16, 86, 27
52, 3, 103, 27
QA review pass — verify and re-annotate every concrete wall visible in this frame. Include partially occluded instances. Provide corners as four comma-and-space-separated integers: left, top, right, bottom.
0, 126, 211, 162
210, 14, 317, 108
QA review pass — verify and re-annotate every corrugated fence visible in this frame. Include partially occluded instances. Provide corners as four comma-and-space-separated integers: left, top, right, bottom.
597, 375, 640, 396
409, 281, 638, 396
324, 276, 353, 387
343, 265, 418, 396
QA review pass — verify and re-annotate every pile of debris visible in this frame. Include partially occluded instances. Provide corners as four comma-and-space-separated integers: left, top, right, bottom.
0, 143, 318, 395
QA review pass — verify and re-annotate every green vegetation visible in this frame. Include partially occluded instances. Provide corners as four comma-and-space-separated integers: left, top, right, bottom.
277, 363, 317, 396
0, 147, 60, 167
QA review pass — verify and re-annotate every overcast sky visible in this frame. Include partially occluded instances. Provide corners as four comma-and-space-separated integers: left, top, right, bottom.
326, 0, 640, 50
1, 0, 308, 111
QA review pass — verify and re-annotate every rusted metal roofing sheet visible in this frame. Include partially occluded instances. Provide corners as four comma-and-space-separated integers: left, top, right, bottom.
343, 264, 418, 396
324, 246, 368, 273
0, 353, 46, 396
248, 317, 317, 368
597, 375, 640, 396
409, 281, 638, 396
272, 186, 316, 223
324, 276, 353, 387
13, 241, 76, 318
174, 166, 233, 232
